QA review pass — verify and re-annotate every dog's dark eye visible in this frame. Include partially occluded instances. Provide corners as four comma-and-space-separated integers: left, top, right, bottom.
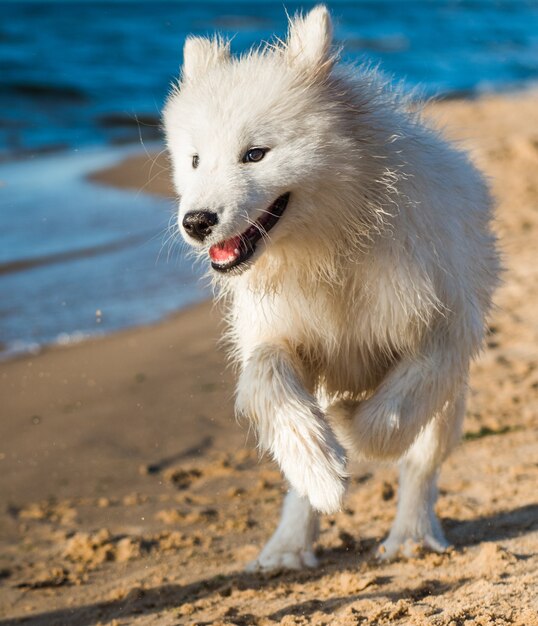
243, 147, 269, 163
192, 154, 199, 169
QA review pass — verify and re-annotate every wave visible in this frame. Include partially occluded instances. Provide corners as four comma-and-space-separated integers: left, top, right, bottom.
0, 232, 155, 277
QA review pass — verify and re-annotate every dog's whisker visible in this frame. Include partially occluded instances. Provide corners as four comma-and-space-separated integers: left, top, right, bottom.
135, 156, 172, 198
241, 210, 270, 237
244, 215, 272, 244
155, 212, 181, 265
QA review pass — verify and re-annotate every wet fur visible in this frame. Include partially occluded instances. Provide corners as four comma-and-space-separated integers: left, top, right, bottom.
164, 6, 499, 568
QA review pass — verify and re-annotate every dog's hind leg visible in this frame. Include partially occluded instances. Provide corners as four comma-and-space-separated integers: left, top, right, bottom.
245, 488, 319, 572
379, 392, 465, 560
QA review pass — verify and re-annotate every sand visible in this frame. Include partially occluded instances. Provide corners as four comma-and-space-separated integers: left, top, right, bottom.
1, 91, 537, 625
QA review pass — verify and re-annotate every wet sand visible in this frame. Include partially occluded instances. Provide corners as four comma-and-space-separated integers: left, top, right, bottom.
1, 91, 537, 625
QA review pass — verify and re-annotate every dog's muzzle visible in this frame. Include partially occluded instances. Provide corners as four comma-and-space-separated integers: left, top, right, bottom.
209, 192, 291, 273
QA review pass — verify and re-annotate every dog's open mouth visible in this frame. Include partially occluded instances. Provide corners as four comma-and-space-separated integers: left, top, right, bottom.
209, 193, 290, 273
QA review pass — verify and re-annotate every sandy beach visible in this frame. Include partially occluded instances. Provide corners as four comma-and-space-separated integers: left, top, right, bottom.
1, 91, 537, 625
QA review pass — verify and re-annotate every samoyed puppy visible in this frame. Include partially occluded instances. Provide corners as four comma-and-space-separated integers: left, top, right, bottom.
163, 5, 499, 570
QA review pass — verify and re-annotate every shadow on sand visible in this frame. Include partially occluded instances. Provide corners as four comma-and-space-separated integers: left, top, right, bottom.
3, 504, 536, 626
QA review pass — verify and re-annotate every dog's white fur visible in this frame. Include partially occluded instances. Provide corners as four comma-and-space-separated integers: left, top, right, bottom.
164, 6, 499, 569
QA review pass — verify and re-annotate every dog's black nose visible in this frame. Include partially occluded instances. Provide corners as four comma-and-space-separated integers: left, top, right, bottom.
182, 211, 218, 242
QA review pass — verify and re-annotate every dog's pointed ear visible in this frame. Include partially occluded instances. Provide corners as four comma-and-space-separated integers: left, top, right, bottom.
285, 5, 335, 78
181, 36, 230, 83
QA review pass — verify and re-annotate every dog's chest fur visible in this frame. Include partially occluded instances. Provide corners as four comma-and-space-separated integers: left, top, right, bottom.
229, 258, 421, 398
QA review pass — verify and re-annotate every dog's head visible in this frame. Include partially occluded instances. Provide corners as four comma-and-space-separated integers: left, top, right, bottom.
164, 5, 355, 276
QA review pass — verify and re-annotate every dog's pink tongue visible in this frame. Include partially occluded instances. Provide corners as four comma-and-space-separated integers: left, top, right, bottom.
209, 236, 241, 264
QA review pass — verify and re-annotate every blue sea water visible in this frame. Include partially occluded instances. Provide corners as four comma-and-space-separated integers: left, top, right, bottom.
1, 1, 537, 357
0, 146, 208, 357
2, 1, 538, 157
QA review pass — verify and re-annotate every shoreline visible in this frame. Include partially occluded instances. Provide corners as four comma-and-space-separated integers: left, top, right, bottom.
0, 296, 212, 365
0, 144, 209, 362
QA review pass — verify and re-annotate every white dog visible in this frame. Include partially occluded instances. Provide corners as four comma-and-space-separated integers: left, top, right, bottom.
163, 5, 499, 570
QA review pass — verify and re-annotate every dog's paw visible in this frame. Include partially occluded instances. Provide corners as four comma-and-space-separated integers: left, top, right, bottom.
245, 548, 318, 572
273, 408, 348, 515
306, 468, 347, 514
377, 528, 450, 561
280, 446, 347, 515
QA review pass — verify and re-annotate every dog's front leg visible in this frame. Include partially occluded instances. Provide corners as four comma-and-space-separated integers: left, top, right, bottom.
236, 343, 347, 514
246, 488, 319, 571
